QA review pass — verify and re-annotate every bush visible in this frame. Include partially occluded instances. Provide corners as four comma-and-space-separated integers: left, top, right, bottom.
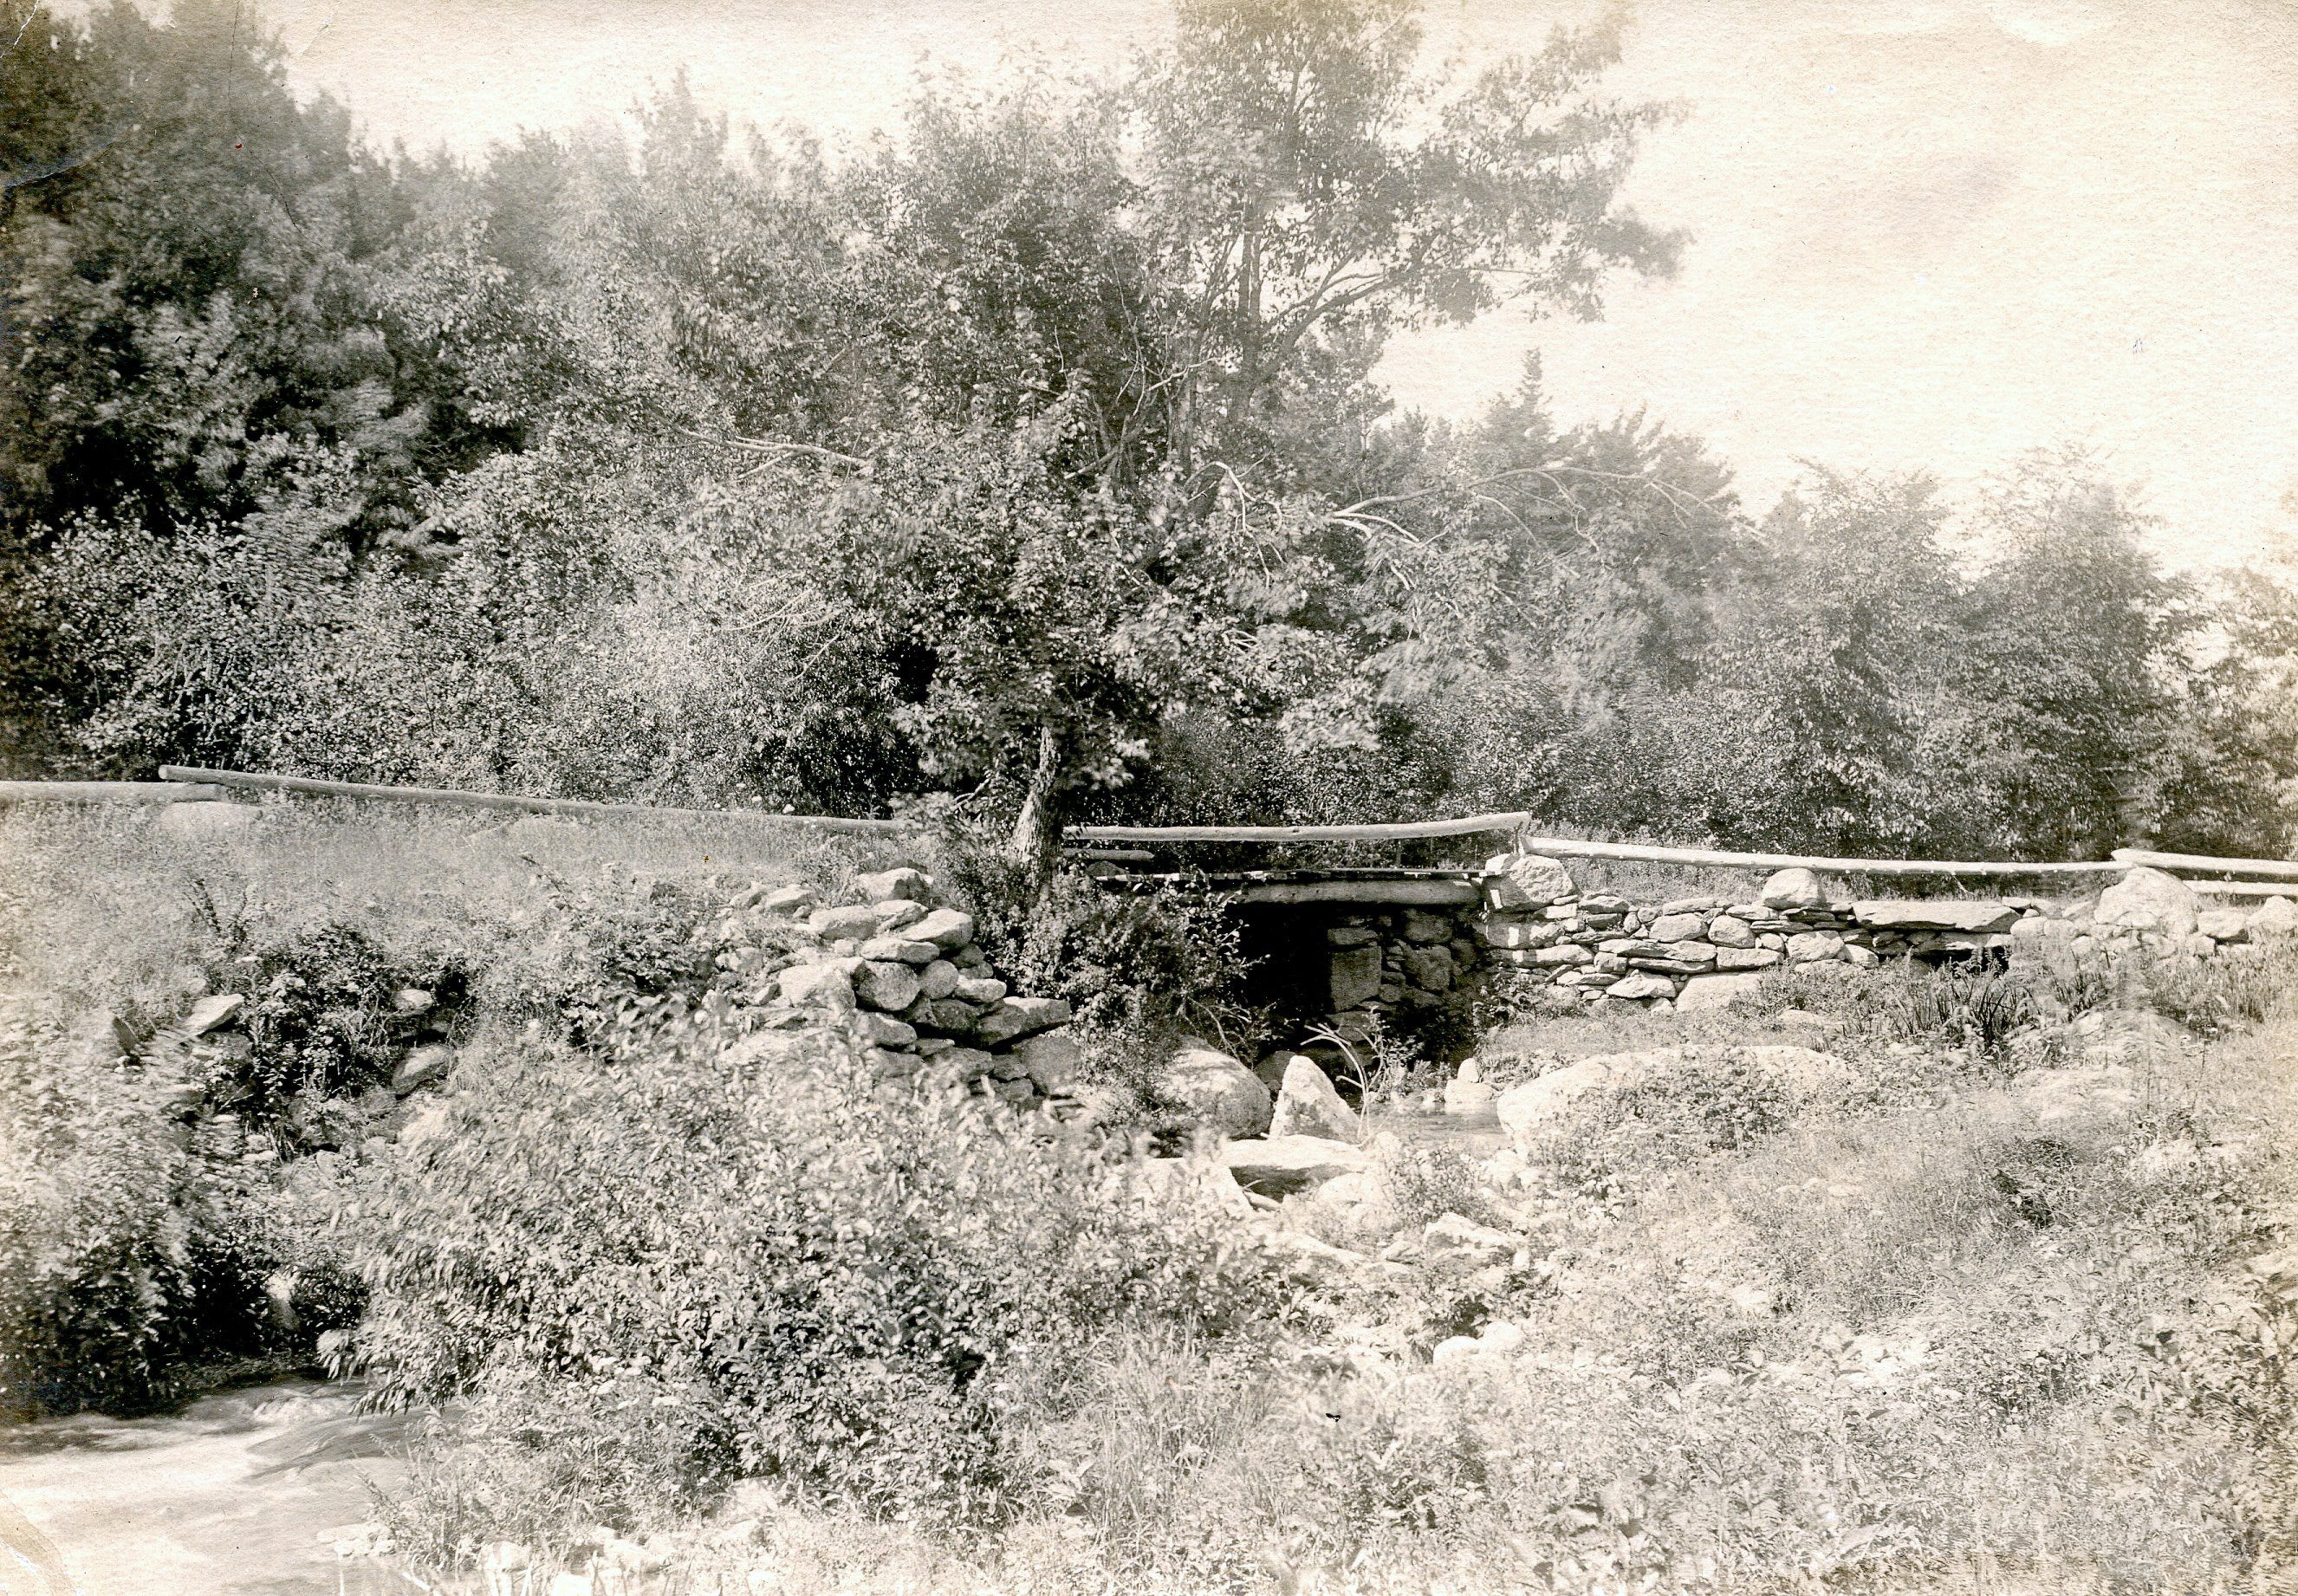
336, 993, 1282, 1544
938, 827, 1272, 1075
0, 998, 287, 1416
1527, 1047, 1794, 1194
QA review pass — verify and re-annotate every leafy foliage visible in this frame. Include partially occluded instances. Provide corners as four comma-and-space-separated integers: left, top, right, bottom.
335, 996, 1282, 1526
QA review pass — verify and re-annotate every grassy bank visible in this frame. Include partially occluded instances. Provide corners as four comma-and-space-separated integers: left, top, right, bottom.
4, 805, 2295, 1593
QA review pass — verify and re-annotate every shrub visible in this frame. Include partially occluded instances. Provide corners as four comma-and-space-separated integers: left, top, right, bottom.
938, 826, 1271, 1070
0, 998, 287, 1416
336, 993, 1282, 1543
1527, 1048, 1793, 1194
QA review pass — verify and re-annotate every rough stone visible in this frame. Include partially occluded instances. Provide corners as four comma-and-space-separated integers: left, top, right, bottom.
918, 958, 962, 1000
1159, 1041, 1272, 1137
1672, 972, 1769, 1013
858, 935, 938, 965
855, 867, 931, 904
2195, 909, 2249, 943
2094, 867, 2199, 937
850, 1011, 918, 1048
1219, 1134, 1370, 1195
923, 998, 981, 1032
1648, 912, 1707, 943
759, 885, 815, 916
939, 1046, 996, 1080
1533, 943, 1593, 967
1421, 1212, 1519, 1269
970, 996, 1072, 1048
1483, 852, 1575, 911
1607, 970, 1677, 1001
1662, 940, 1720, 965
873, 899, 928, 932
1787, 931, 1844, 962
1706, 915, 1756, 949
1758, 867, 1826, 910
954, 975, 1009, 1005
184, 993, 245, 1037
1852, 899, 2019, 934
1269, 1055, 1361, 1141
1480, 918, 1561, 950
2248, 896, 2298, 937
778, 959, 858, 1011
1329, 944, 1383, 1009
392, 1044, 452, 1095
1010, 1028, 1083, 1094
853, 960, 923, 1013
909, 908, 977, 951
1400, 944, 1456, 992
1400, 910, 1455, 945
1326, 925, 1379, 948
808, 905, 880, 942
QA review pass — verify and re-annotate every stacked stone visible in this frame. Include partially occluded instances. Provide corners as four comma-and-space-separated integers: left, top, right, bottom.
1318, 906, 1482, 1042
2003, 866, 2295, 963
738, 866, 1083, 1113
1477, 857, 1890, 1011
1470, 854, 2295, 1013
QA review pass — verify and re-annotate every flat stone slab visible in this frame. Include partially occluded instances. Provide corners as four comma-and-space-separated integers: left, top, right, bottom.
1219, 1134, 1370, 1196
1852, 899, 2018, 934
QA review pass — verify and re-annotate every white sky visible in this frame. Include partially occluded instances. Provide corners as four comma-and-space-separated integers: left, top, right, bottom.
225, 0, 2298, 566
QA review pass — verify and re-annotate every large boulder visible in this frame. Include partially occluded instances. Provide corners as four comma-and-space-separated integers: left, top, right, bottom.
1758, 867, 1826, 910
1219, 1134, 1370, 1196
1158, 1041, 1272, 1138
1496, 1045, 1840, 1151
1852, 899, 2018, 934
1483, 853, 1575, 911
1268, 1054, 1360, 1140
2094, 867, 2198, 937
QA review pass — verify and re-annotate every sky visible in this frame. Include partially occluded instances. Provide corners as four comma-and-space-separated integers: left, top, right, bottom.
217, 0, 2298, 566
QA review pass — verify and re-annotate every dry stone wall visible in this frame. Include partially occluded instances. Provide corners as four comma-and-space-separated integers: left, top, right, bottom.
1470, 854, 2295, 1015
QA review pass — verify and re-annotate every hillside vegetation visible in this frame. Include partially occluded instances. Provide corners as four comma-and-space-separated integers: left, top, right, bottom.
4, 0, 2295, 861
3, 803, 2294, 1593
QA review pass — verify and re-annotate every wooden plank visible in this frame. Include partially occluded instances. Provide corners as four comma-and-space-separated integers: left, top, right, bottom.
1069, 812, 1536, 844
2114, 847, 2298, 883
0, 780, 227, 805
158, 766, 922, 834
1230, 879, 1481, 907
1067, 818, 2126, 878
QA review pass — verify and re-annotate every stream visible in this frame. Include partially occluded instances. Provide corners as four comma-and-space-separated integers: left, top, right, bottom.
0, 1379, 413, 1596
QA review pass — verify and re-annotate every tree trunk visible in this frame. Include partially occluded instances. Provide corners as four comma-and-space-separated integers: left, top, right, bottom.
1005, 723, 1064, 876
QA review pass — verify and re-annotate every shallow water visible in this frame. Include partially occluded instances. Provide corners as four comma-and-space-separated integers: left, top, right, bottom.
0, 1379, 413, 1596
